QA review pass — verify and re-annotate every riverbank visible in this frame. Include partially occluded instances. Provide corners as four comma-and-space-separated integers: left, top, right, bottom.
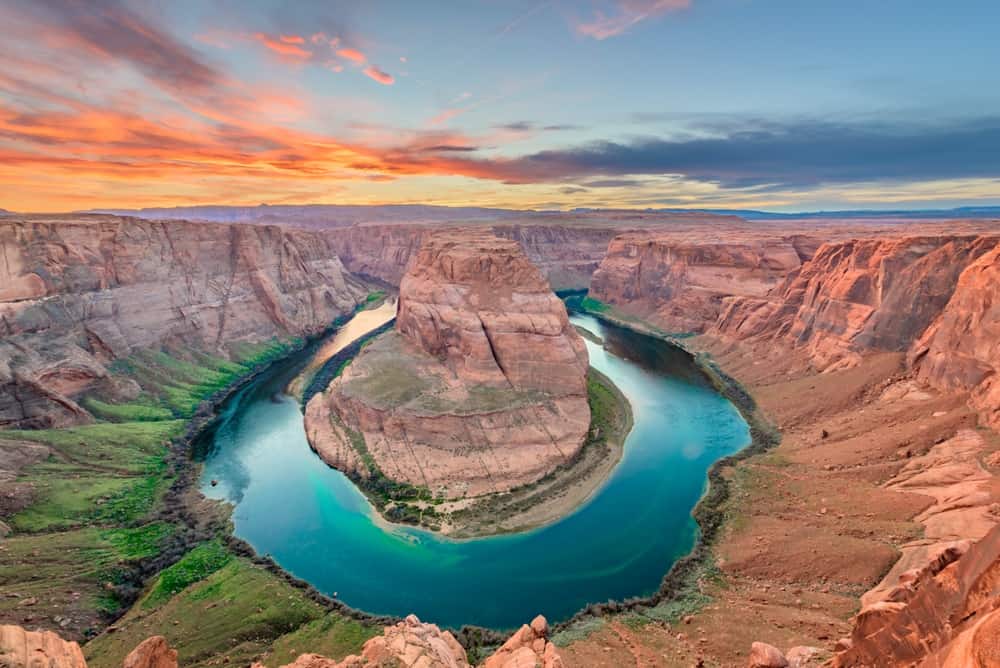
442, 367, 633, 537
0, 295, 405, 667
556, 301, 1000, 667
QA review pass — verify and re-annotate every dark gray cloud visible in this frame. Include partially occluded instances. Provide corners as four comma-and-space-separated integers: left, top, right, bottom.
454, 117, 1000, 187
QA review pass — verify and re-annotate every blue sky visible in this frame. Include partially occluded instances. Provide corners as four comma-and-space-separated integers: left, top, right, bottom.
1, 0, 998, 211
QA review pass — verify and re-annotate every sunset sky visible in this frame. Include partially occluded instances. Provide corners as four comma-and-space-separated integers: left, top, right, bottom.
2, 0, 999, 212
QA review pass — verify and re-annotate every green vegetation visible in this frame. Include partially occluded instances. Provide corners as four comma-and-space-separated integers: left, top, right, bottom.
580, 296, 610, 313
144, 540, 232, 607
85, 556, 374, 668
107, 340, 295, 419
82, 397, 174, 422
363, 290, 386, 305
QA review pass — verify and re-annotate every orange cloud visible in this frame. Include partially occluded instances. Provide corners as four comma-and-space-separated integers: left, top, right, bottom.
252, 32, 312, 59
363, 66, 394, 85
576, 0, 690, 39
337, 47, 366, 64
279, 34, 305, 44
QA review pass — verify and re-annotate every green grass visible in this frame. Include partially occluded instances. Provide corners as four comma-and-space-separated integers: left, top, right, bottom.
143, 540, 232, 608
101, 522, 174, 560
363, 290, 386, 305
82, 397, 175, 422
580, 296, 610, 313
84, 555, 369, 668
266, 614, 378, 665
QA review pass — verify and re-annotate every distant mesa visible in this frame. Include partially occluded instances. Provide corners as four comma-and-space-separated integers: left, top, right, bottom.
305, 230, 591, 511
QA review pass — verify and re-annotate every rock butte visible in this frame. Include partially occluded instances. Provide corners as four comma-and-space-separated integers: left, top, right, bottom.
306, 231, 590, 499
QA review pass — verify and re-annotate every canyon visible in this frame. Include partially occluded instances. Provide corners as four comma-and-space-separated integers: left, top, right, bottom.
305, 230, 593, 521
3, 209, 1000, 667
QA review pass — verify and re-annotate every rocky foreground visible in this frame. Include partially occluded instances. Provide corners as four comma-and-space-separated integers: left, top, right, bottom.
305, 230, 591, 502
0, 615, 563, 668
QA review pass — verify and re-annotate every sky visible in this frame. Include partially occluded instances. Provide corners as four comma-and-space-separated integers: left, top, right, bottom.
2, 0, 999, 212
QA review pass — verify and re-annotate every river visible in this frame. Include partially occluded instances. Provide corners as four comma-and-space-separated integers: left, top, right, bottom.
197, 309, 750, 630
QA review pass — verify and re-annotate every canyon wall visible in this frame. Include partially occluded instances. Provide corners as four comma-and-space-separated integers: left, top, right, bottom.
0, 216, 368, 428
910, 244, 1000, 430
307, 231, 591, 499
710, 235, 999, 371
589, 233, 816, 333
326, 222, 619, 290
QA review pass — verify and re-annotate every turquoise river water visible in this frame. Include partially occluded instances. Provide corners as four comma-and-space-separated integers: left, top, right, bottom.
197, 311, 749, 630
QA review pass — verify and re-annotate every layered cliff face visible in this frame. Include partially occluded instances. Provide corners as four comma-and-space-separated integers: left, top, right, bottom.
910, 244, 1000, 430
306, 231, 590, 500
0, 216, 368, 428
589, 234, 814, 333
711, 235, 998, 371
326, 222, 618, 290
831, 523, 1000, 668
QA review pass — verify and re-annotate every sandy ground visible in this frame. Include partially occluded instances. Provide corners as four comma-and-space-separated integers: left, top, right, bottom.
558, 337, 1000, 667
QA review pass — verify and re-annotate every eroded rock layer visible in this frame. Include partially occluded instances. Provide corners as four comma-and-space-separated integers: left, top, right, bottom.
590, 234, 814, 333
711, 235, 998, 371
327, 222, 620, 290
910, 244, 1000, 430
307, 231, 590, 499
0, 216, 368, 428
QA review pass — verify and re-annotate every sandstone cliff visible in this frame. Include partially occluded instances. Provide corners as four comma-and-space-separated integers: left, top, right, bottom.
711, 235, 998, 371
831, 523, 1000, 667
910, 244, 1000, 430
0, 216, 368, 428
590, 233, 814, 333
326, 222, 619, 290
306, 231, 590, 500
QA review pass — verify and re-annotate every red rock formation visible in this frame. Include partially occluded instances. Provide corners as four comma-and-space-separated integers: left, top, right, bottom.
480, 615, 563, 668
396, 232, 589, 395
0, 624, 87, 668
910, 244, 1000, 430
0, 215, 368, 427
326, 222, 619, 290
712, 236, 998, 371
306, 231, 590, 500
590, 234, 812, 333
832, 523, 1000, 667
121, 636, 178, 668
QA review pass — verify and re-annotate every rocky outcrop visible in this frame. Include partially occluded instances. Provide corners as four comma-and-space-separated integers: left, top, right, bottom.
0, 624, 87, 668
307, 231, 590, 499
832, 523, 1000, 667
0, 216, 368, 428
327, 222, 619, 291
121, 636, 178, 668
712, 236, 998, 371
481, 615, 562, 668
590, 234, 813, 333
910, 244, 1000, 430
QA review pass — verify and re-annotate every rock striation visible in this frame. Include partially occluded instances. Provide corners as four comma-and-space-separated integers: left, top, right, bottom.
711, 235, 998, 371
0, 215, 368, 428
0, 624, 88, 668
327, 222, 619, 290
910, 243, 1000, 430
590, 234, 814, 333
306, 231, 590, 500
832, 523, 1000, 667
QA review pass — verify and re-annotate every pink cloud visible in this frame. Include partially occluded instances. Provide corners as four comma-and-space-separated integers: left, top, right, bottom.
576, 0, 690, 39
252, 32, 311, 59
279, 34, 305, 44
363, 66, 394, 85
337, 47, 366, 64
